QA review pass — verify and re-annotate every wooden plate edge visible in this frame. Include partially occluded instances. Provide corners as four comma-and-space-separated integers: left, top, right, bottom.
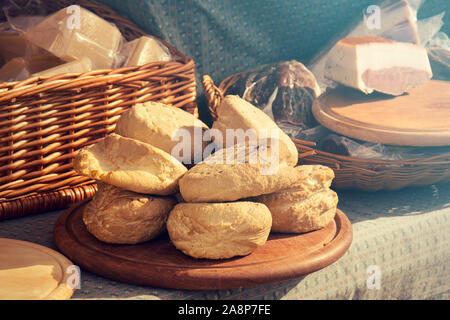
53, 202, 353, 291
312, 94, 450, 147
0, 238, 75, 300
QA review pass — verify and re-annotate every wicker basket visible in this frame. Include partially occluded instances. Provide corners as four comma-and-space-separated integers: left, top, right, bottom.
202, 74, 450, 192
0, 0, 197, 220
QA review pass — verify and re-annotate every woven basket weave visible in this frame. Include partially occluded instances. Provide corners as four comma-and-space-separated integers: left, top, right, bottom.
202, 74, 450, 192
0, 0, 197, 220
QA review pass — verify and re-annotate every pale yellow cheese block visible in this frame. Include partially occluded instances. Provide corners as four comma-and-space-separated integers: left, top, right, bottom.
34, 58, 92, 76
0, 238, 75, 300
114, 101, 209, 164
0, 54, 62, 82
124, 36, 171, 66
0, 33, 42, 62
73, 133, 188, 195
212, 95, 299, 167
24, 6, 123, 69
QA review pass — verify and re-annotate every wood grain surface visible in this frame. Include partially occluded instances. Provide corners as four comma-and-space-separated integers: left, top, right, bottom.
53, 200, 353, 290
0, 238, 75, 300
312, 80, 450, 146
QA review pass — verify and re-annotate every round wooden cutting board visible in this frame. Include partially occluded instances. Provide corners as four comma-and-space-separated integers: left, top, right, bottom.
53, 200, 353, 290
0, 238, 75, 300
313, 80, 450, 146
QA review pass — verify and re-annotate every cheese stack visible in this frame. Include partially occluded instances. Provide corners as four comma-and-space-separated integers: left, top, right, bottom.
167, 95, 338, 259
74, 97, 339, 260
73, 102, 209, 245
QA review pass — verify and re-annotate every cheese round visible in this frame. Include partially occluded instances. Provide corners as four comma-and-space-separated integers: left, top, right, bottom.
167, 202, 272, 259
83, 182, 177, 244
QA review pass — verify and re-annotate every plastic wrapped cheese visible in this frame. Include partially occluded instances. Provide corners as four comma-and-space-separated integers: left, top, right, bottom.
122, 36, 172, 67
0, 54, 62, 82
0, 33, 42, 62
33, 58, 92, 76
24, 6, 123, 69
309, 0, 422, 91
324, 36, 432, 95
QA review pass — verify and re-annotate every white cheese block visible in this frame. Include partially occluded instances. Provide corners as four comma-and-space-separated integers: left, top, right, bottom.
324, 36, 432, 95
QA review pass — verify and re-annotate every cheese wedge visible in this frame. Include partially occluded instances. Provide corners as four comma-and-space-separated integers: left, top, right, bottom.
324, 36, 432, 95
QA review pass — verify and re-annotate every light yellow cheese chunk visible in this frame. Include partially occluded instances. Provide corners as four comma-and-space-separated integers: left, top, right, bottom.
0, 33, 42, 62
33, 58, 92, 76
24, 6, 123, 69
124, 36, 171, 67
0, 54, 62, 82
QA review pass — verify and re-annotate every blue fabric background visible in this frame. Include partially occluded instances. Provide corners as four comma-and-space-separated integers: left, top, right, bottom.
98, 0, 450, 121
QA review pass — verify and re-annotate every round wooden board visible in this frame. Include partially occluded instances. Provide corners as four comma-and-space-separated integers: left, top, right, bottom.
0, 238, 75, 300
313, 80, 450, 146
53, 200, 353, 290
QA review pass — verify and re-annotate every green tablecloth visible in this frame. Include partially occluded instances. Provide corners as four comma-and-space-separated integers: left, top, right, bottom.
1, 0, 448, 300
1, 182, 448, 300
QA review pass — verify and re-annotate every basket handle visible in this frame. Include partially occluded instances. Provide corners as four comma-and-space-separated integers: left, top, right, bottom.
202, 75, 224, 121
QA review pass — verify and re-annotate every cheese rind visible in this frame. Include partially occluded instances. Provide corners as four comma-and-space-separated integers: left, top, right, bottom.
324, 36, 432, 95
24, 6, 123, 69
